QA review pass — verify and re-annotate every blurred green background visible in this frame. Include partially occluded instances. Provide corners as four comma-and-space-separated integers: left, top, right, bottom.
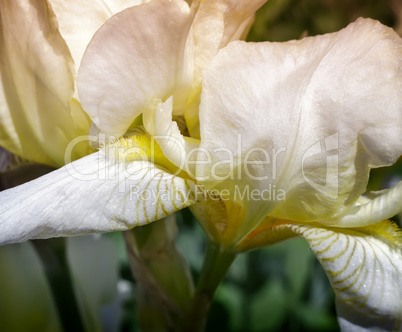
249, 0, 401, 42
1, 0, 401, 331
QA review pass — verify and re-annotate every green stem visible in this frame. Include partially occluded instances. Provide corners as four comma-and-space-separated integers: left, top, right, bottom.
32, 238, 85, 332
180, 241, 237, 332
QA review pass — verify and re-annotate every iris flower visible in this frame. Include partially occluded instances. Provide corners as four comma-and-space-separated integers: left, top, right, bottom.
0, 0, 265, 232
0, 0, 401, 330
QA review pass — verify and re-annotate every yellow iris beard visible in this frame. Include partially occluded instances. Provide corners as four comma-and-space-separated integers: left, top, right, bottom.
362, 220, 402, 247
103, 133, 189, 179
105, 134, 165, 162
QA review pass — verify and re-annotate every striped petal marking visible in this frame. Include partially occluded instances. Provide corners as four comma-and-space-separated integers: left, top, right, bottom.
0, 134, 198, 245
277, 222, 402, 331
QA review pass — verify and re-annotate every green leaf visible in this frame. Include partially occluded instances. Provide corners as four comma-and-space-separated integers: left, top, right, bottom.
0, 242, 61, 331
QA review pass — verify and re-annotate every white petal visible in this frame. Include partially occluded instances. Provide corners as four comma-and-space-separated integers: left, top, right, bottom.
325, 181, 402, 227
0, 0, 91, 166
143, 97, 200, 174
185, 0, 267, 138
198, 18, 402, 225
49, 0, 149, 71
277, 222, 402, 331
77, 0, 193, 137
0, 152, 197, 245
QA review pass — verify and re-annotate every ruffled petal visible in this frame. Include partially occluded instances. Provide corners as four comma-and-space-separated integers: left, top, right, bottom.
77, 0, 193, 137
0, 0, 91, 166
276, 222, 402, 331
0, 151, 197, 245
198, 18, 402, 227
